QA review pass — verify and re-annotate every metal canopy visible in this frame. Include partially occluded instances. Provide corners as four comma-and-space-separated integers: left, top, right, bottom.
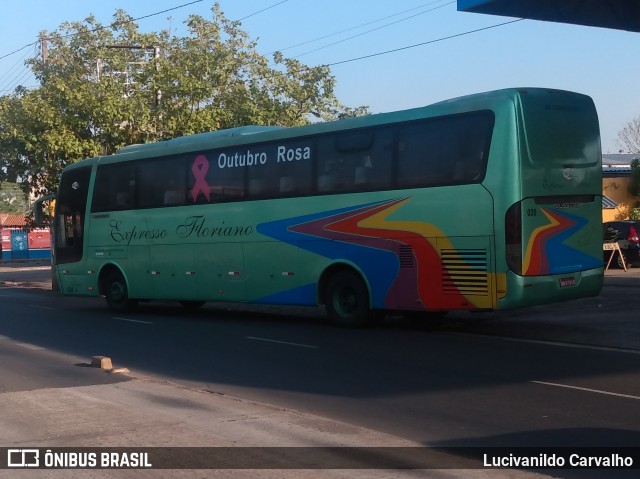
457, 0, 640, 32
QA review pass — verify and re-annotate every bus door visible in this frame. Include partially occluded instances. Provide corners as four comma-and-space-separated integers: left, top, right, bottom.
54, 166, 92, 265
53, 166, 92, 294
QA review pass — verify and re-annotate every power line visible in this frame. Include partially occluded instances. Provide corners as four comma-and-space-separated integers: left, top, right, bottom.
0, 43, 38, 93
0, 48, 34, 92
0, 42, 37, 62
238, 0, 288, 21
0, 0, 291, 95
269, 0, 452, 56
122, 0, 204, 25
294, 1, 454, 59
326, 18, 525, 66
57, 0, 205, 40
0, 0, 205, 61
0, 69, 36, 94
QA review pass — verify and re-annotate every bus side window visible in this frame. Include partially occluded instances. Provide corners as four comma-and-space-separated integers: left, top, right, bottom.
116, 192, 131, 208
452, 147, 485, 182
398, 121, 443, 187
245, 142, 312, 199
316, 128, 392, 194
397, 112, 493, 188
194, 152, 245, 203
280, 176, 294, 193
163, 190, 184, 205
318, 158, 338, 192
354, 156, 373, 186
92, 163, 135, 212
249, 178, 265, 196
138, 156, 186, 209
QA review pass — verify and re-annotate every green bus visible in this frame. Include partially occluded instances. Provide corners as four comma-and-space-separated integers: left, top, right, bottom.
38, 87, 604, 326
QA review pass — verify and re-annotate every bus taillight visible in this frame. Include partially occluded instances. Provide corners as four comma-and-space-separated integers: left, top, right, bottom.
505, 202, 522, 275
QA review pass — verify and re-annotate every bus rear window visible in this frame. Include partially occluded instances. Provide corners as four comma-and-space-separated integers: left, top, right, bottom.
519, 91, 600, 167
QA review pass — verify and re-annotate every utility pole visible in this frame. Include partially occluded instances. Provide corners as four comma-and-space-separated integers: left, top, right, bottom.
105, 45, 161, 107
104, 44, 163, 139
153, 46, 161, 109
40, 32, 48, 68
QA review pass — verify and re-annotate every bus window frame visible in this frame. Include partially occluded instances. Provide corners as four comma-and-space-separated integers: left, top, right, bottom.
88, 110, 495, 214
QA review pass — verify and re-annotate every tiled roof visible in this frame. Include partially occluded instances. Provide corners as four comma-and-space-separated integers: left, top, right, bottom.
603, 166, 632, 177
602, 154, 638, 177
0, 214, 28, 227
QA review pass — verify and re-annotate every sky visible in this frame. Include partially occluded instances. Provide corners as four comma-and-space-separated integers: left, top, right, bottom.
1, 0, 639, 153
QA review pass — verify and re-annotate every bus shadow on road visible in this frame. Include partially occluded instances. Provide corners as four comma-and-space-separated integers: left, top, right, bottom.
115, 300, 329, 328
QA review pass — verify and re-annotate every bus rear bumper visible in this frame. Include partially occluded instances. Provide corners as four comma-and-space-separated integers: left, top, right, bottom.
497, 267, 604, 310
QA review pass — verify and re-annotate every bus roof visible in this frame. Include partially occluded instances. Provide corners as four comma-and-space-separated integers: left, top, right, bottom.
116, 125, 285, 155
68, 87, 587, 168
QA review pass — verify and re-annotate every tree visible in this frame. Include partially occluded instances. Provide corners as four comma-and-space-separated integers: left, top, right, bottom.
628, 159, 640, 220
617, 116, 640, 153
617, 119, 640, 218
0, 182, 28, 214
0, 4, 368, 197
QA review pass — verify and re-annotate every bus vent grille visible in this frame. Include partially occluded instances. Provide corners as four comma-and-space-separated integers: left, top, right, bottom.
441, 249, 489, 296
398, 245, 414, 268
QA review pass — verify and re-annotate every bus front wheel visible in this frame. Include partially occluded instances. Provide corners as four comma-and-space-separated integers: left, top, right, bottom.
325, 270, 372, 327
104, 270, 137, 313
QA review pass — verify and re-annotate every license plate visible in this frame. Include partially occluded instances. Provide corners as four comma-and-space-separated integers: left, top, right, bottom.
559, 277, 576, 288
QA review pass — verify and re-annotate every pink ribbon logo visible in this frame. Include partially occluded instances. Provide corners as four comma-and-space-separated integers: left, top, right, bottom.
191, 155, 210, 202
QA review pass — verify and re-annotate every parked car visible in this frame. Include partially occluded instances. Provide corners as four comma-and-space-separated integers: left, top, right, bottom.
603, 220, 640, 268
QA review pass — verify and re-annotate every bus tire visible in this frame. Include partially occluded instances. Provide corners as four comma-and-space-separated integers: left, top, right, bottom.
325, 270, 372, 327
104, 270, 137, 313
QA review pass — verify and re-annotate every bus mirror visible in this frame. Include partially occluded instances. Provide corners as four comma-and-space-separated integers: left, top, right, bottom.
33, 195, 56, 227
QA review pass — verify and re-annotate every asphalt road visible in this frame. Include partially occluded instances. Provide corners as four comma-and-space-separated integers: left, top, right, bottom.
1, 263, 639, 458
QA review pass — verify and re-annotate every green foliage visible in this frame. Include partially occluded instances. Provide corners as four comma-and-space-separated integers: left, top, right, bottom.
628, 159, 640, 209
0, 182, 29, 214
0, 4, 369, 196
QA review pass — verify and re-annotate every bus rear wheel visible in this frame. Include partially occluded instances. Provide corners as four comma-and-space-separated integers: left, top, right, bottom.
325, 270, 372, 327
104, 270, 137, 313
